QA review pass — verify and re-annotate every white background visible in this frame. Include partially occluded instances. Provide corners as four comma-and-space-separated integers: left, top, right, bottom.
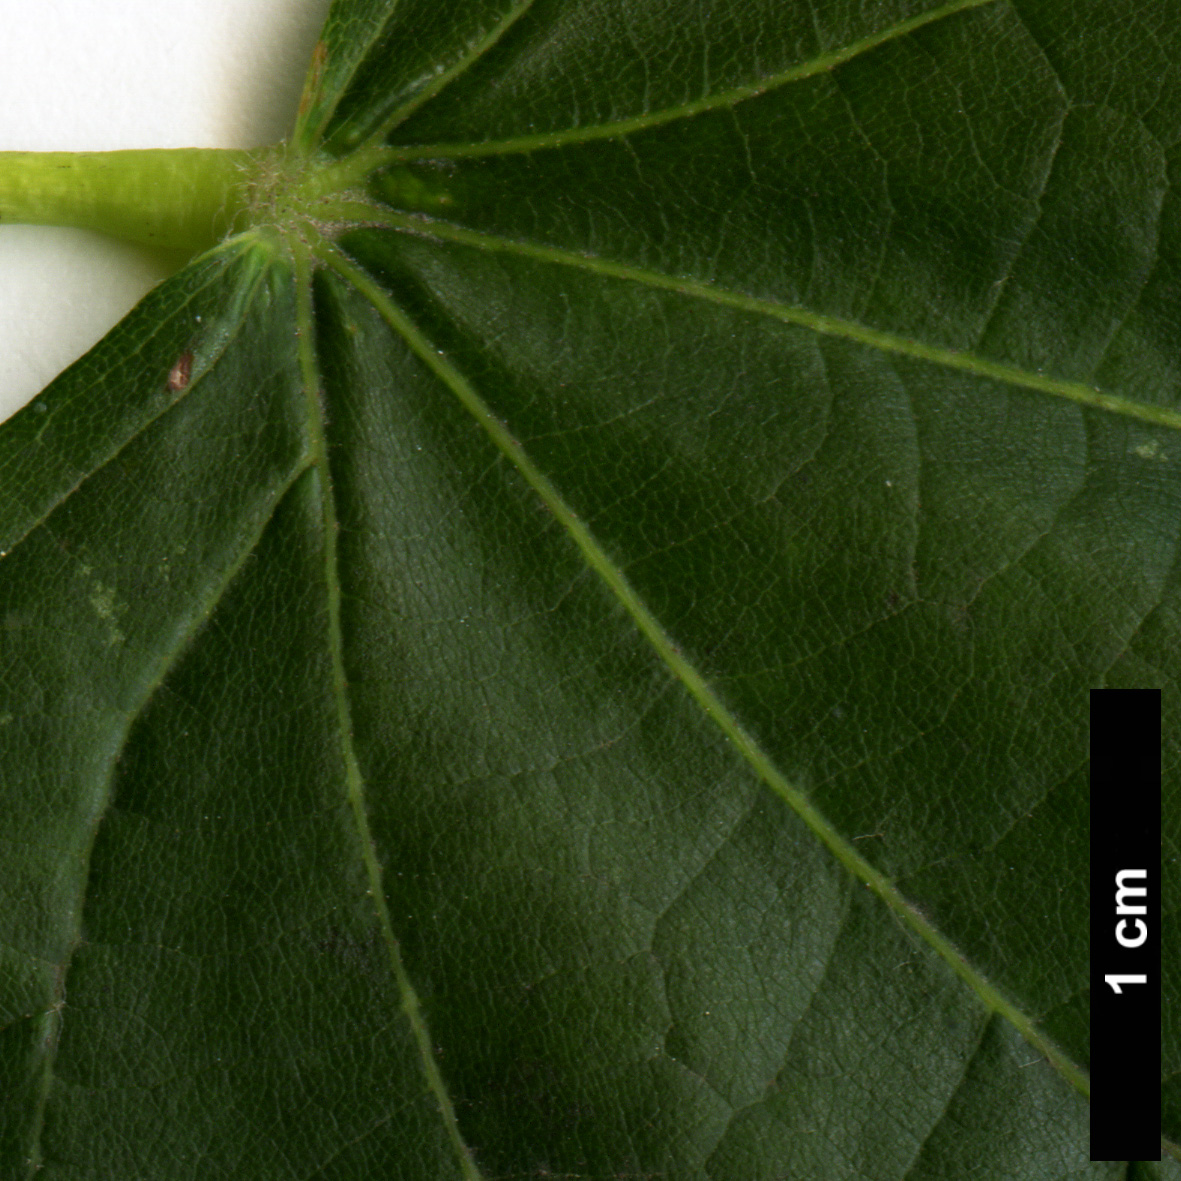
0, 0, 334, 421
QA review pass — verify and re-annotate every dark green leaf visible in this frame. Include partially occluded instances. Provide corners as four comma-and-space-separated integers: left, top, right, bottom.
2, 0, 1177, 1176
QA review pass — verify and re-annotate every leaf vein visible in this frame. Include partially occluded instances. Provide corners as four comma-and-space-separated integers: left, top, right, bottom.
358, 0, 541, 150
0, 241, 262, 560
384, 0, 1001, 160
22, 463, 307, 1176
300, 3, 409, 147
896, 1014, 994, 1181
334, 207, 1181, 431
312, 233, 1092, 1104
289, 239, 484, 1181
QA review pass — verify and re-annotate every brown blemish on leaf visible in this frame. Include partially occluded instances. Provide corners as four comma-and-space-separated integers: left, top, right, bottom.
167, 351, 193, 392
298, 40, 329, 119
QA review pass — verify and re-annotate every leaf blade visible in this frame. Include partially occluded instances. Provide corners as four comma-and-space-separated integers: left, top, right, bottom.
2, 0, 1178, 1173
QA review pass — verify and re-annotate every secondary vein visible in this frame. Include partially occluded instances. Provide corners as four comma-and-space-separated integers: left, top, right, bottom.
318, 205, 1181, 432
18, 241, 279, 1174
379, 0, 998, 160
0, 237, 268, 564
313, 235, 1092, 1103
288, 238, 484, 1181
296, 1, 407, 148
23, 460, 311, 1177
352, 0, 541, 151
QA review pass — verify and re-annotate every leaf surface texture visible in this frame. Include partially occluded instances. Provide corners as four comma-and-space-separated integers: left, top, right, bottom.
1, 0, 1178, 1176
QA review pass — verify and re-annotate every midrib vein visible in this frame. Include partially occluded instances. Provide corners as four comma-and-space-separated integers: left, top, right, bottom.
380, 0, 998, 160
314, 237, 1092, 1103
323, 206, 1181, 431
289, 241, 483, 1181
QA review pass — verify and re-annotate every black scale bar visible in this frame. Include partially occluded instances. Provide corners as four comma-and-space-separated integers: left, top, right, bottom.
1090, 689, 1161, 1162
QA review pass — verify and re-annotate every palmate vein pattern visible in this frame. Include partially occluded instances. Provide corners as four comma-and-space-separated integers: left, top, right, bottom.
290, 0, 1172, 1165
3, 0, 1177, 1174
312, 230, 1091, 1101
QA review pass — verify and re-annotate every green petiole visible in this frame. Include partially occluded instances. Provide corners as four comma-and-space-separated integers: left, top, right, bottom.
0, 148, 264, 254
0, 145, 455, 260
